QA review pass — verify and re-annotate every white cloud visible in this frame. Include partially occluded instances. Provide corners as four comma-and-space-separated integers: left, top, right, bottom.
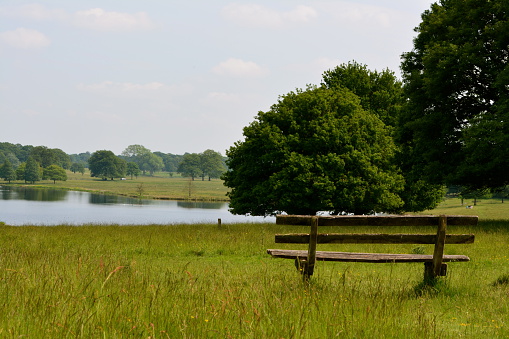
222, 4, 317, 28
73, 8, 155, 32
212, 58, 268, 78
0, 28, 50, 49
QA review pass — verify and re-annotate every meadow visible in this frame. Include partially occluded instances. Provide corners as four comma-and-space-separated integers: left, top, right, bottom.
1, 217, 508, 338
1, 183, 508, 337
6, 170, 230, 201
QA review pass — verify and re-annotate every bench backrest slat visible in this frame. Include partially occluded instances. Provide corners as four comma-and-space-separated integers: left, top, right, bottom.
276, 215, 478, 227
275, 233, 475, 244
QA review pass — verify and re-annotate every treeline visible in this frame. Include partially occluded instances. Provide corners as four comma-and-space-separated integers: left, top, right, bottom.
0, 142, 226, 183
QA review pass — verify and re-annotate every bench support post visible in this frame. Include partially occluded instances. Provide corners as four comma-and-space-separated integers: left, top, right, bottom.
425, 215, 447, 280
301, 216, 318, 280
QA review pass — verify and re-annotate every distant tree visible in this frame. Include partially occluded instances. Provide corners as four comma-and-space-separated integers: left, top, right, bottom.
43, 164, 67, 184
0, 159, 16, 182
88, 150, 127, 180
121, 144, 151, 159
69, 152, 91, 167
70, 162, 85, 175
492, 186, 509, 203
31, 146, 56, 168
52, 148, 71, 169
153, 152, 182, 173
16, 162, 26, 180
126, 162, 141, 179
139, 152, 164, 175
30, 146, 71, 169
178, 153, 202, 180
24, 156, 41, 184
200, 149, 226, 181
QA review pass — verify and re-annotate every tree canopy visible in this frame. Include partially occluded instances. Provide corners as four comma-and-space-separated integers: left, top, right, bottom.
223, 83, 405, 216
88, 150, 127, 180
399, 0, 509, 190
43, 164, 67, 184
24, 156, 41, 184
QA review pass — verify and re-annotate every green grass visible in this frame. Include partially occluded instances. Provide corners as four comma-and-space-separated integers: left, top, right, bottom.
3, 170, 230, 201
1, 221, 508, 338
418, 197, 509, 220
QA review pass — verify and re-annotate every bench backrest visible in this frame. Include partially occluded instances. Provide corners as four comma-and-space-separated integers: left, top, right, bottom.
275, 214, 478, 278
276, 215, 478, 227
275, 215, 477, 245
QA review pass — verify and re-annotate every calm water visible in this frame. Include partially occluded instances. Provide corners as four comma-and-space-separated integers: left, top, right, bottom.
0, 186, 274, 225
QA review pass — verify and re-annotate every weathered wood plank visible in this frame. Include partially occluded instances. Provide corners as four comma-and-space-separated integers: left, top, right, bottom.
304, 216, 318, 277
275, 233, 475, 244
431, 215, 447, 278
266, 249, 471, 263
276, 215, 478, 227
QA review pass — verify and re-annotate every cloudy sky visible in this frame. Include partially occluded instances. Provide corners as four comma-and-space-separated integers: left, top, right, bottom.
1, 1, 433, 155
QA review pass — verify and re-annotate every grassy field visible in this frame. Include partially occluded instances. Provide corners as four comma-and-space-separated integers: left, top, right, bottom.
3, 170, 230, 201
1, 220, 508, 338
1, 182, 509, 337
419, 196, 509, 219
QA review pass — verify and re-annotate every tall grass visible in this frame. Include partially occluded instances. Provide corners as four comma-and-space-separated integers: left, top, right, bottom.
1, 221, 508, 338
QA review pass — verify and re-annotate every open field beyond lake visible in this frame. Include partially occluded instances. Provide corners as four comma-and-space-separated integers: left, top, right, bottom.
3, 170, 230, 201
1, 220, 508, 338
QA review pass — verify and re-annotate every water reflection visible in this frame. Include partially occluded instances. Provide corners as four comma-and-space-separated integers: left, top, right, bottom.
0, 186, 68, 201
0, 185, 273, 225
177, 201, 226, 209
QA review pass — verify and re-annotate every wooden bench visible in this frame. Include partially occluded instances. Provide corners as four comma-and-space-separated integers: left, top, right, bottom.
267, 215, 477, 280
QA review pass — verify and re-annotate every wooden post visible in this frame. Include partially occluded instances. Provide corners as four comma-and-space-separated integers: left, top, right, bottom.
218, 218, 222, 229
428, 215, 447, 279
303, 216, 319, 279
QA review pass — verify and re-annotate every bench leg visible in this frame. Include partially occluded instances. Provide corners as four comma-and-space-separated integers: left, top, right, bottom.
294, 258, 314, 280
424, 262, 447, 280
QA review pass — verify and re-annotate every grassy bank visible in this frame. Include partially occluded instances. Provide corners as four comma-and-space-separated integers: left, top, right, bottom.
1, 221, 508, 338
3, 170, 230, 201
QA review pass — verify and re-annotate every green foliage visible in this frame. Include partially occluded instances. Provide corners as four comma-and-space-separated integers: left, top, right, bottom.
43, 164, 67, 183
88, 150, 127, 180
121, 145, 164, 175
399, 0, 509, 190
70, 162, 85, 175
24, 156, 41, 184
0, 159, 16, 182
224, 85, 404, 215
322, 61, 403, 127
30, 146, 71, 169
178, 153, 202, 180
126, 162, 141, 179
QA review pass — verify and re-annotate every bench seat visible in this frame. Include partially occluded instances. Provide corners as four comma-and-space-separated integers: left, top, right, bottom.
267, 249, 470, 263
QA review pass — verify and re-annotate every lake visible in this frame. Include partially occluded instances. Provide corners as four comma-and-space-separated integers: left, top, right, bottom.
0, 186, 275, 225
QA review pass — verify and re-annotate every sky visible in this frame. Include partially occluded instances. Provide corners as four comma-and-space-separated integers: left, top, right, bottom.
1, 0, 434, 156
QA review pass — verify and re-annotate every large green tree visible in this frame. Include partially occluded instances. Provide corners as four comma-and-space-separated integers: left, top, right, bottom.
399, 0, 509, 190
223, 85, 404, 216
88, 150, 127, 180
323, 62, 444, 212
